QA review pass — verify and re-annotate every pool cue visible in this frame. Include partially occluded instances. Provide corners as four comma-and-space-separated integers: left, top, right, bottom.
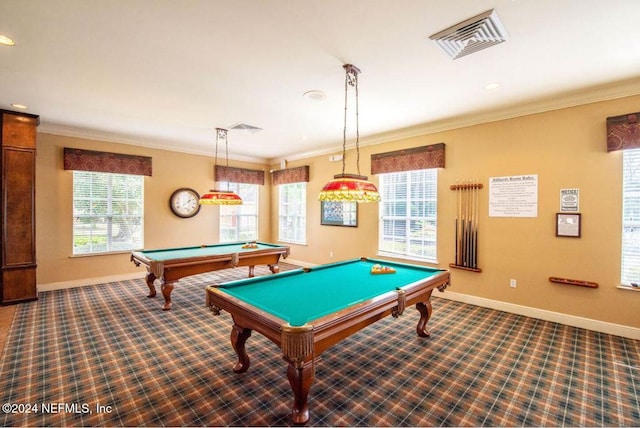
467, 182, 473, 268
469, 183, 475, 268
473, 181, 479, 268
467, 182, 472, 267
457, 182, 462, 266
459, 183, 464, 266
463, 181, 470, 267
454, 182, 459, 266
469, 183, 476, 268
473, 184, 480, 269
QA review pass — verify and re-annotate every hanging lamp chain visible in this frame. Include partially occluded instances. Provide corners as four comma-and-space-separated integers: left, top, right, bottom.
342, 64, 361, 176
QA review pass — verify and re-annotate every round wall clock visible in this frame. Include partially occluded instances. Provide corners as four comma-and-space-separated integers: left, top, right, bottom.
169, 188, 201, 218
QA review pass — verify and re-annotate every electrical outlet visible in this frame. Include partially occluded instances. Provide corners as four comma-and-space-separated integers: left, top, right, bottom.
510, 279, 517, 288
329, 251, 334, 258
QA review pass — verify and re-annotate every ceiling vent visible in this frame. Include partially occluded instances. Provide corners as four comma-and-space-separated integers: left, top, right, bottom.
430, 9, 508, 60
229, 123, 263, 134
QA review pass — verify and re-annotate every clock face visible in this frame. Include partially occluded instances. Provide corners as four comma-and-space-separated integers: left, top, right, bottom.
170, 188, 201, 218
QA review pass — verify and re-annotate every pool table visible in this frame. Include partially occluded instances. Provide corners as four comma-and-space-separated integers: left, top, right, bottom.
205, 257, 450, 424
131, 241, 289, 310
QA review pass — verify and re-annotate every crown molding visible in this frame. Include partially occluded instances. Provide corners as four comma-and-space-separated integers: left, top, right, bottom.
37, 78, 640, 167
37, 122, 268, 164
271, 78, 640, 164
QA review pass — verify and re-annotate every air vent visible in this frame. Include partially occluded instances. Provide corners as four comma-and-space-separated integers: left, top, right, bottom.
430, 9, 508, 60
229, 123, 263, 134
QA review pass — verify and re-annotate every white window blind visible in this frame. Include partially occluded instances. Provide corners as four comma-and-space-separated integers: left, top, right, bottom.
72, 171, 144, 255
622, 148, 640, 286
219, 182, 259, 242
279, 182, 306, 244
378, 169, 438, 261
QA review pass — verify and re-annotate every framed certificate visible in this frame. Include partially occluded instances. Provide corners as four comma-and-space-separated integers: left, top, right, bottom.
556, 213, 581, 237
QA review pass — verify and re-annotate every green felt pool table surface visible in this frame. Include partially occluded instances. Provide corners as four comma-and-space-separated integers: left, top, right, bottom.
135, 241, 286, 261
216, 257, 447, 326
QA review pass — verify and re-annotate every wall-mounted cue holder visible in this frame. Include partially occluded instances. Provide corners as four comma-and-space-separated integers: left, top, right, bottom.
549, 276, 599, 288
449, 182, 483, 272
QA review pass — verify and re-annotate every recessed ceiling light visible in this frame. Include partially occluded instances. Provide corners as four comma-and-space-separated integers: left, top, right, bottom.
484, 82, 501, 90
11, 103, 28, 109
303, 90, 327, 101
0, 35, 15, 46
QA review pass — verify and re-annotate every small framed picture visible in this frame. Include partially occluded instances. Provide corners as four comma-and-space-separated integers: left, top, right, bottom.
556, 213, 581, 238
321, 201, 357, 227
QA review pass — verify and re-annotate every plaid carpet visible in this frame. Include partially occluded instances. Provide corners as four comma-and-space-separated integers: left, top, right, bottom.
1, 262, 639, 427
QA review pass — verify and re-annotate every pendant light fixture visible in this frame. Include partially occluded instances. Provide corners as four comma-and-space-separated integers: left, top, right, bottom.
319, 64, 380, 203
199, 128, 243, 205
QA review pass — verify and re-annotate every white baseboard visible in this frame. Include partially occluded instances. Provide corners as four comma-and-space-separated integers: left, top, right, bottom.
37, 269, 640, 340
437, 290, 640, 340
283, 258, 316, 268
38, 272, 146, 293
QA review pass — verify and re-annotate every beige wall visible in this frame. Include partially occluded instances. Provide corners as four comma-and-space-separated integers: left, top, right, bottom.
35, 94, 640, 329
36, 133, 272, 284
272, 94, 640, 328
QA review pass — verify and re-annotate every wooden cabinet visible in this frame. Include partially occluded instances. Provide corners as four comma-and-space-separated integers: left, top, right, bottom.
0, 109, 39, 304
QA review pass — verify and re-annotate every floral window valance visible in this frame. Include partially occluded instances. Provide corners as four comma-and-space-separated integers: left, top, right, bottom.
271, 166, 310, 185
63, 148, 152, 176
607, 112, 640, 152
215, 165, 265, 185
371, 143, 445, 174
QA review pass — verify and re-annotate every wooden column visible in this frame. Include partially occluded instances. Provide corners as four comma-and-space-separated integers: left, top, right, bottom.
1, 109, 39, 304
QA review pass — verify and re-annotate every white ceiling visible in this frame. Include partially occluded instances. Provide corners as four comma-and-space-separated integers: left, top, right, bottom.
2, 0, 640, 163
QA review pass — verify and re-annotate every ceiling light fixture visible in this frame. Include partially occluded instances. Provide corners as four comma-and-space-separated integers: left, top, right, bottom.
484, 82, 501, 90
10, 103, 28, 109
303, 90, 327, 101
0, 35, 15, 46
199, 128, 243, 206
319, 64, 381, 203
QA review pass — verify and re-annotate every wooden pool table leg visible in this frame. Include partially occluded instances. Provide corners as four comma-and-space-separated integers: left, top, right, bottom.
287, 360, 314, 425
415, 301, 432, 338
160, 281, 175, 311
231, 324, 252, 373
145, 271, 157, 298
268, 264, 280, 274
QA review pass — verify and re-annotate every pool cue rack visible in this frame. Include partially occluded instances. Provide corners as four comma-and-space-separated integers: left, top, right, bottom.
549, 277, 599, 288
449, 182, 483, 273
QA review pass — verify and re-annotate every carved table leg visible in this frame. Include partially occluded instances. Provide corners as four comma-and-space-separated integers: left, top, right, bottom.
160, 281, 174, 311
269, 264, 280, 274
287, 359, 314, 425
415, 301, 433, 338
231, 324, 252, 373
248, 265, 255, 277
145, 271, 157, 298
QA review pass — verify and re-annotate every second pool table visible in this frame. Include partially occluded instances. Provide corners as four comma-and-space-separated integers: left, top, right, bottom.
131, 241, 289, 310
205, 257, 450, 424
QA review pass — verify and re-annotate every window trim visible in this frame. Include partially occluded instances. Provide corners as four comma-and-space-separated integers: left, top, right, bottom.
377, 169, 438, 264
278, 182, 307, 245
621, 148, 640, 289
72, 171, 144, 256
219, 182, 259, 243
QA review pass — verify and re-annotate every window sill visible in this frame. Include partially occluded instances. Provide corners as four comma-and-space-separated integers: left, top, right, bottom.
70, 250, 133, 258
278, 240, 307, 246
617, 285, 640, 292
376, 251, 438, 266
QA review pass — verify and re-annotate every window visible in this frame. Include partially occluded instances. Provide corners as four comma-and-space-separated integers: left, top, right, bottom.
220, 183, 259, 242
279, 182, 306, 244
378, 169, 438, 261
73, 171, 144, 255
622, 148, 640, 286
